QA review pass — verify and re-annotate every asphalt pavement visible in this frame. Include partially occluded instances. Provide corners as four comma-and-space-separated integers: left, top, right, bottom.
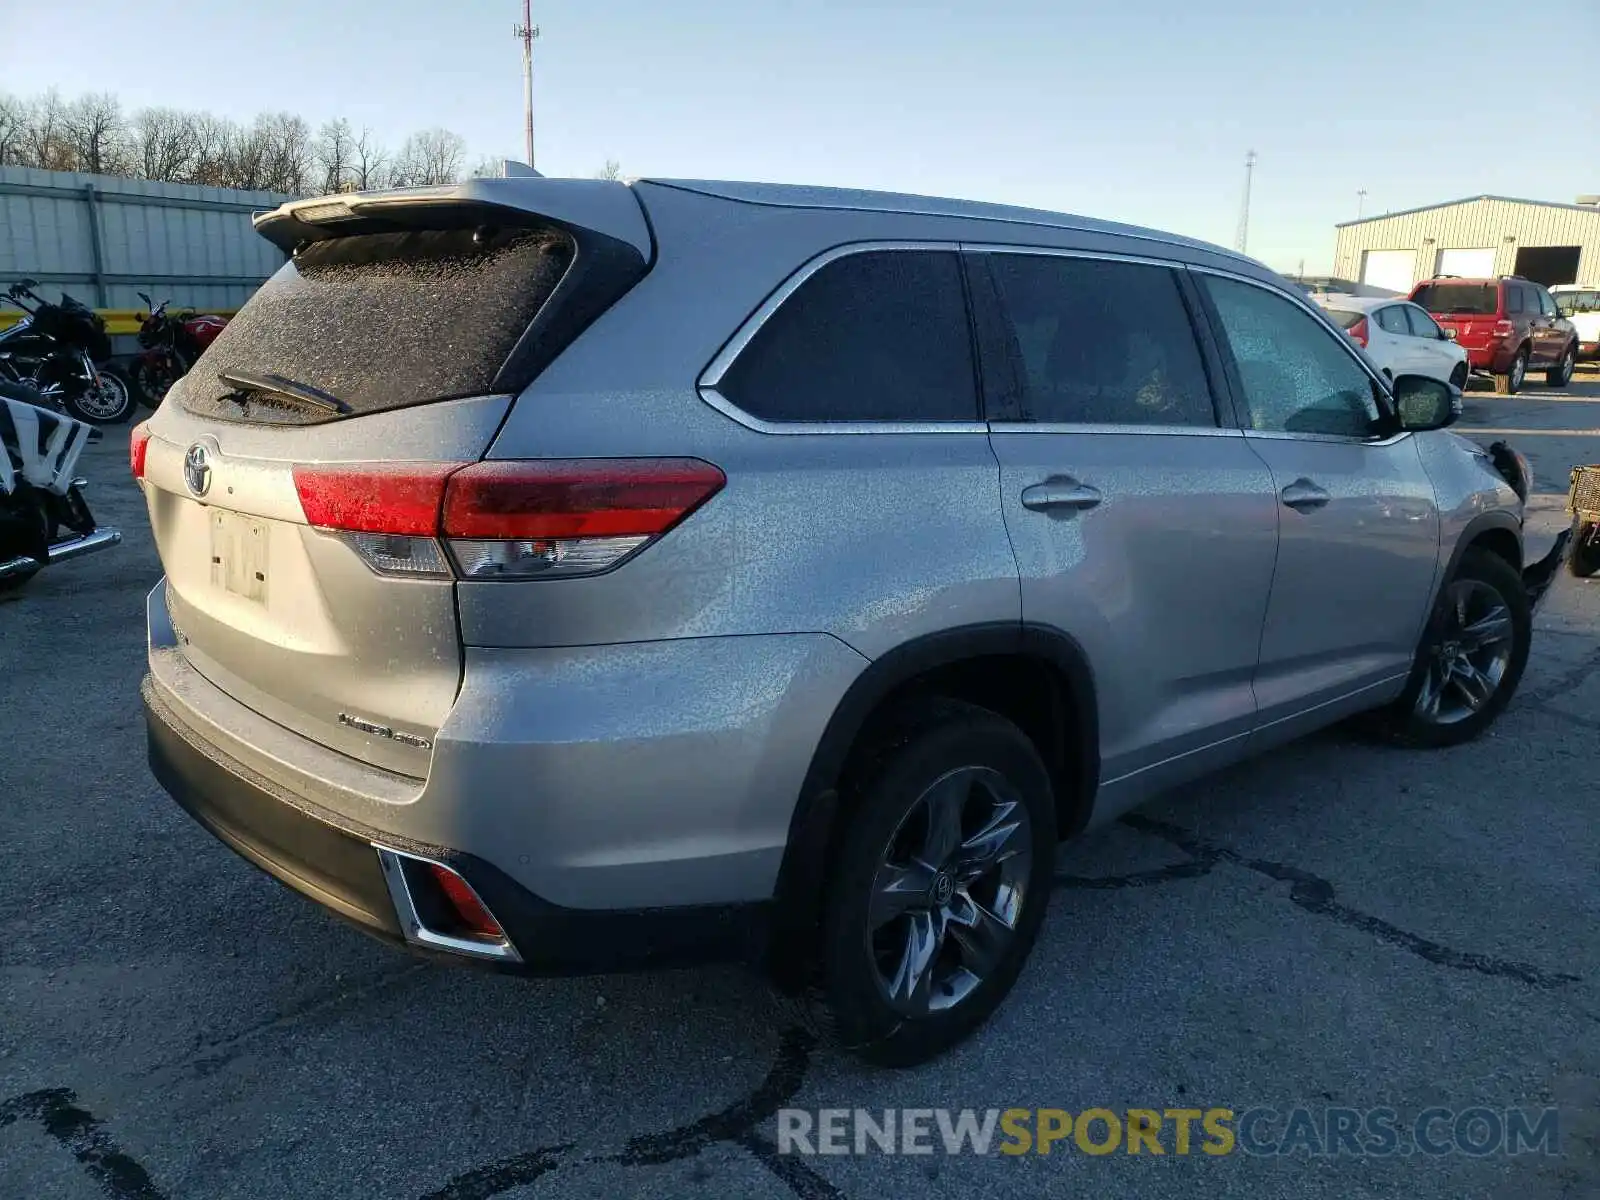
3, 373, 1597, 1199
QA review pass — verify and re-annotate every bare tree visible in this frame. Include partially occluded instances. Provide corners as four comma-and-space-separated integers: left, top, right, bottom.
468, 155, 505, 179
64, 92, 129, 176
131, 107, 198, 181
21, 90, 75, 171
315, 117, 355, 193
255, 112, 312, 194
394, 127, 465, 187
0, 94, 28, 166
350, 126, 388, 191
594, 158, 622, 181
187, 112, 234, 187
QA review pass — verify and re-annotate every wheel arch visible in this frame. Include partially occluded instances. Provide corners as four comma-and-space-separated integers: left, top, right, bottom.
1446, 511, 1523, 583
767, 622, 1099, 991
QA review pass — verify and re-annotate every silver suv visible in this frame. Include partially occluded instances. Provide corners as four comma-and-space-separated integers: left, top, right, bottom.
137, 178, 1563, 1065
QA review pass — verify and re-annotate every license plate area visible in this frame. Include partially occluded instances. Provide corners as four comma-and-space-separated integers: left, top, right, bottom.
210, 509, 268, 602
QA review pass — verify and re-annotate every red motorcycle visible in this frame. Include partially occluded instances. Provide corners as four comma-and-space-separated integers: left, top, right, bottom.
131, 292, 228, 406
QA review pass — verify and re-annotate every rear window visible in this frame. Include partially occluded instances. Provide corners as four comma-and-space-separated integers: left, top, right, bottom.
1412, 282, 1499, 315
716, 250, 978, 423
1324, 308, 1366, 330
182, 226, 575, 422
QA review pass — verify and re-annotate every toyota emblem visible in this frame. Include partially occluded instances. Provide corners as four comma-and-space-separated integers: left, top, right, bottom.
184, 442, 213, 497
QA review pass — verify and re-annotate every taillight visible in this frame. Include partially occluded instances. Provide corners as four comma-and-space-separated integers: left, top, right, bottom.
1493, 320, 1516, 339
1347, 318, 1369, 348
291, 458, 725, 580
130, 422, 151, 481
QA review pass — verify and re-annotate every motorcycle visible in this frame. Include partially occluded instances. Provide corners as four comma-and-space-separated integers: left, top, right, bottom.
131, 292, 228, 407
0, 278, 136, 425
0, 379, 122, 592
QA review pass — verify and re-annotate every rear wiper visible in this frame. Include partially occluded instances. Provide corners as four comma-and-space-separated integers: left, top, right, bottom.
216, 369, 351, 415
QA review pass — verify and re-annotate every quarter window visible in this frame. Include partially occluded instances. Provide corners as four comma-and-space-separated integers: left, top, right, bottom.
1201, 276, 1383, 438
977, 254, 1216, 426
1376, 306, 1410, 335
715, 250, 978, 424
1505, 285, 1526, 314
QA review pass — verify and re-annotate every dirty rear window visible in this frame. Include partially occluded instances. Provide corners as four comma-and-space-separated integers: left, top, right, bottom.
1412, 283, 1498, 315
181, 226, 574, 422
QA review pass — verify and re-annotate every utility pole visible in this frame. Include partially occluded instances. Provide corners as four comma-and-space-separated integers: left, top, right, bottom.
1235, 150, 1256, 254
514, 1, 540, 170
1357, 188, 1368, 219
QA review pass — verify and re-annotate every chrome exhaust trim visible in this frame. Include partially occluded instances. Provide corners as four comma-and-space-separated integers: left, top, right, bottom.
47, 526, 121, 564
373, 845, 522, 963
0, 554, 39, 580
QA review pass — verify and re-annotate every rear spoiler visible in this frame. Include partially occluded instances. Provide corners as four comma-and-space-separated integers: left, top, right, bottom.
253, 178, 653, 259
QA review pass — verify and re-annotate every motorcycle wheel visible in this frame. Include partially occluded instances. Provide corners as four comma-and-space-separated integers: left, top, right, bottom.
64, 363, 136, 425
0, 494, 49, 594
129, 359, 177, 409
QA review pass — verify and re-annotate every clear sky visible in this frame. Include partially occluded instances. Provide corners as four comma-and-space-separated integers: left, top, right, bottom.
3, 0, 1597, 273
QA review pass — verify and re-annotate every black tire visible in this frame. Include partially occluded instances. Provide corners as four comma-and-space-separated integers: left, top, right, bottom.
128, 359, 173, 409
1371, 548, 1531, 748
63, 363, 135, 424
1546, 344, 1577, 389
818, 699, 1056, 1067
1492, 349, 1528, 396
1570, 520, 1600, 578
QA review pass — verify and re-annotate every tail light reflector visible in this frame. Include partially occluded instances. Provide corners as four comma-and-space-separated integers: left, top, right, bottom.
130, 423, 151, 481
290, 458, 724, 580
1347, 317, 1369, 349
425, 863, 507, 941
1493, 319, 1516, 339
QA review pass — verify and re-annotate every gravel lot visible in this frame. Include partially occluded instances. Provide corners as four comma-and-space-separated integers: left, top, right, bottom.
3, 373, 1597, 1199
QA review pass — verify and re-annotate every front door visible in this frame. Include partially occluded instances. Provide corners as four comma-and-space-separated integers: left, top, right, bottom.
1195, 273, 1441, 738
969, 250, 1281, 807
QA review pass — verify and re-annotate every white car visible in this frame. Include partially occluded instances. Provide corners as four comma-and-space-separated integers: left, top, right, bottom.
1315, 294, 1469, 388
1551, 285, 1600, 362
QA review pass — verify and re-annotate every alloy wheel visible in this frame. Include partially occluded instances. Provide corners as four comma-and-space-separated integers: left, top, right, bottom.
1510, 354, 1526, 391
867, 766, 1032, 1017
76, 372, 129, 420
1414, 579, 1515, 725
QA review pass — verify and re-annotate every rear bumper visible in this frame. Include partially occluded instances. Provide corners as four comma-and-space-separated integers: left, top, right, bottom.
1465, 345, 1516, 373
144, 676, 770, 973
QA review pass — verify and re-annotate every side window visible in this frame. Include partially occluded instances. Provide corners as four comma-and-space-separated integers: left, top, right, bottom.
1505, 285, 1525, 314
1201, 276, 1383, 439
716, 250, 977, 423
978, 254, 1216, 427
1536, 287, 1557, 317
1406, 305, 1443, 338
1376, 306, 1410, 335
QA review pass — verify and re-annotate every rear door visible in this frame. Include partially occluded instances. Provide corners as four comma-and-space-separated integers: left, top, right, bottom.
1195, 272, 1440, 735
1401, 304, 1462, 383
1372, 304, 1417, 375
138, 191, 650, 775
1529, 283, 1565, 365
973, 250, 1280, 793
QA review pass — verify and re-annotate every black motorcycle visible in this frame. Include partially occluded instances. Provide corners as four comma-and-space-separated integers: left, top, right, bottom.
0, 379, 122, 592
0, 278, 136, 425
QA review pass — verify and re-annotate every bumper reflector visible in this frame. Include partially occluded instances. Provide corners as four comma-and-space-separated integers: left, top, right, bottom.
373, 845, 521, 963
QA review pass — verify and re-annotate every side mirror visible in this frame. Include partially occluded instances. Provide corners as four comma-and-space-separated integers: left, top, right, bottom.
1393, 374, 1459, 431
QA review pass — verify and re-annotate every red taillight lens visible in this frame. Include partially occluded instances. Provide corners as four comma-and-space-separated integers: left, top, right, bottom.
1493, 320, 1516, 339
130, 422, 152, 481
290, 458, 725, 580
1347, 318, 1369, 348
441, 459, 726, 539
292, 462, 468, 536
425, 863, 506, 941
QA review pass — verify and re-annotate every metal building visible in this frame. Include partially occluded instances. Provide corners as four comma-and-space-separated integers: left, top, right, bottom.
1333, 195, 1600, 296
0, 166, 293, 315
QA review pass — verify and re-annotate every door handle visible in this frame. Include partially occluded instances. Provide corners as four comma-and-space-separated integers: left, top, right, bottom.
1021, 478, 1102, 512
1280, 478, 1330, 511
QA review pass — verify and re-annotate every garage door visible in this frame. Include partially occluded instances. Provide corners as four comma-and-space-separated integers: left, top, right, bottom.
1435, 247, 1496, 278
1360, 249, 1417, 294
